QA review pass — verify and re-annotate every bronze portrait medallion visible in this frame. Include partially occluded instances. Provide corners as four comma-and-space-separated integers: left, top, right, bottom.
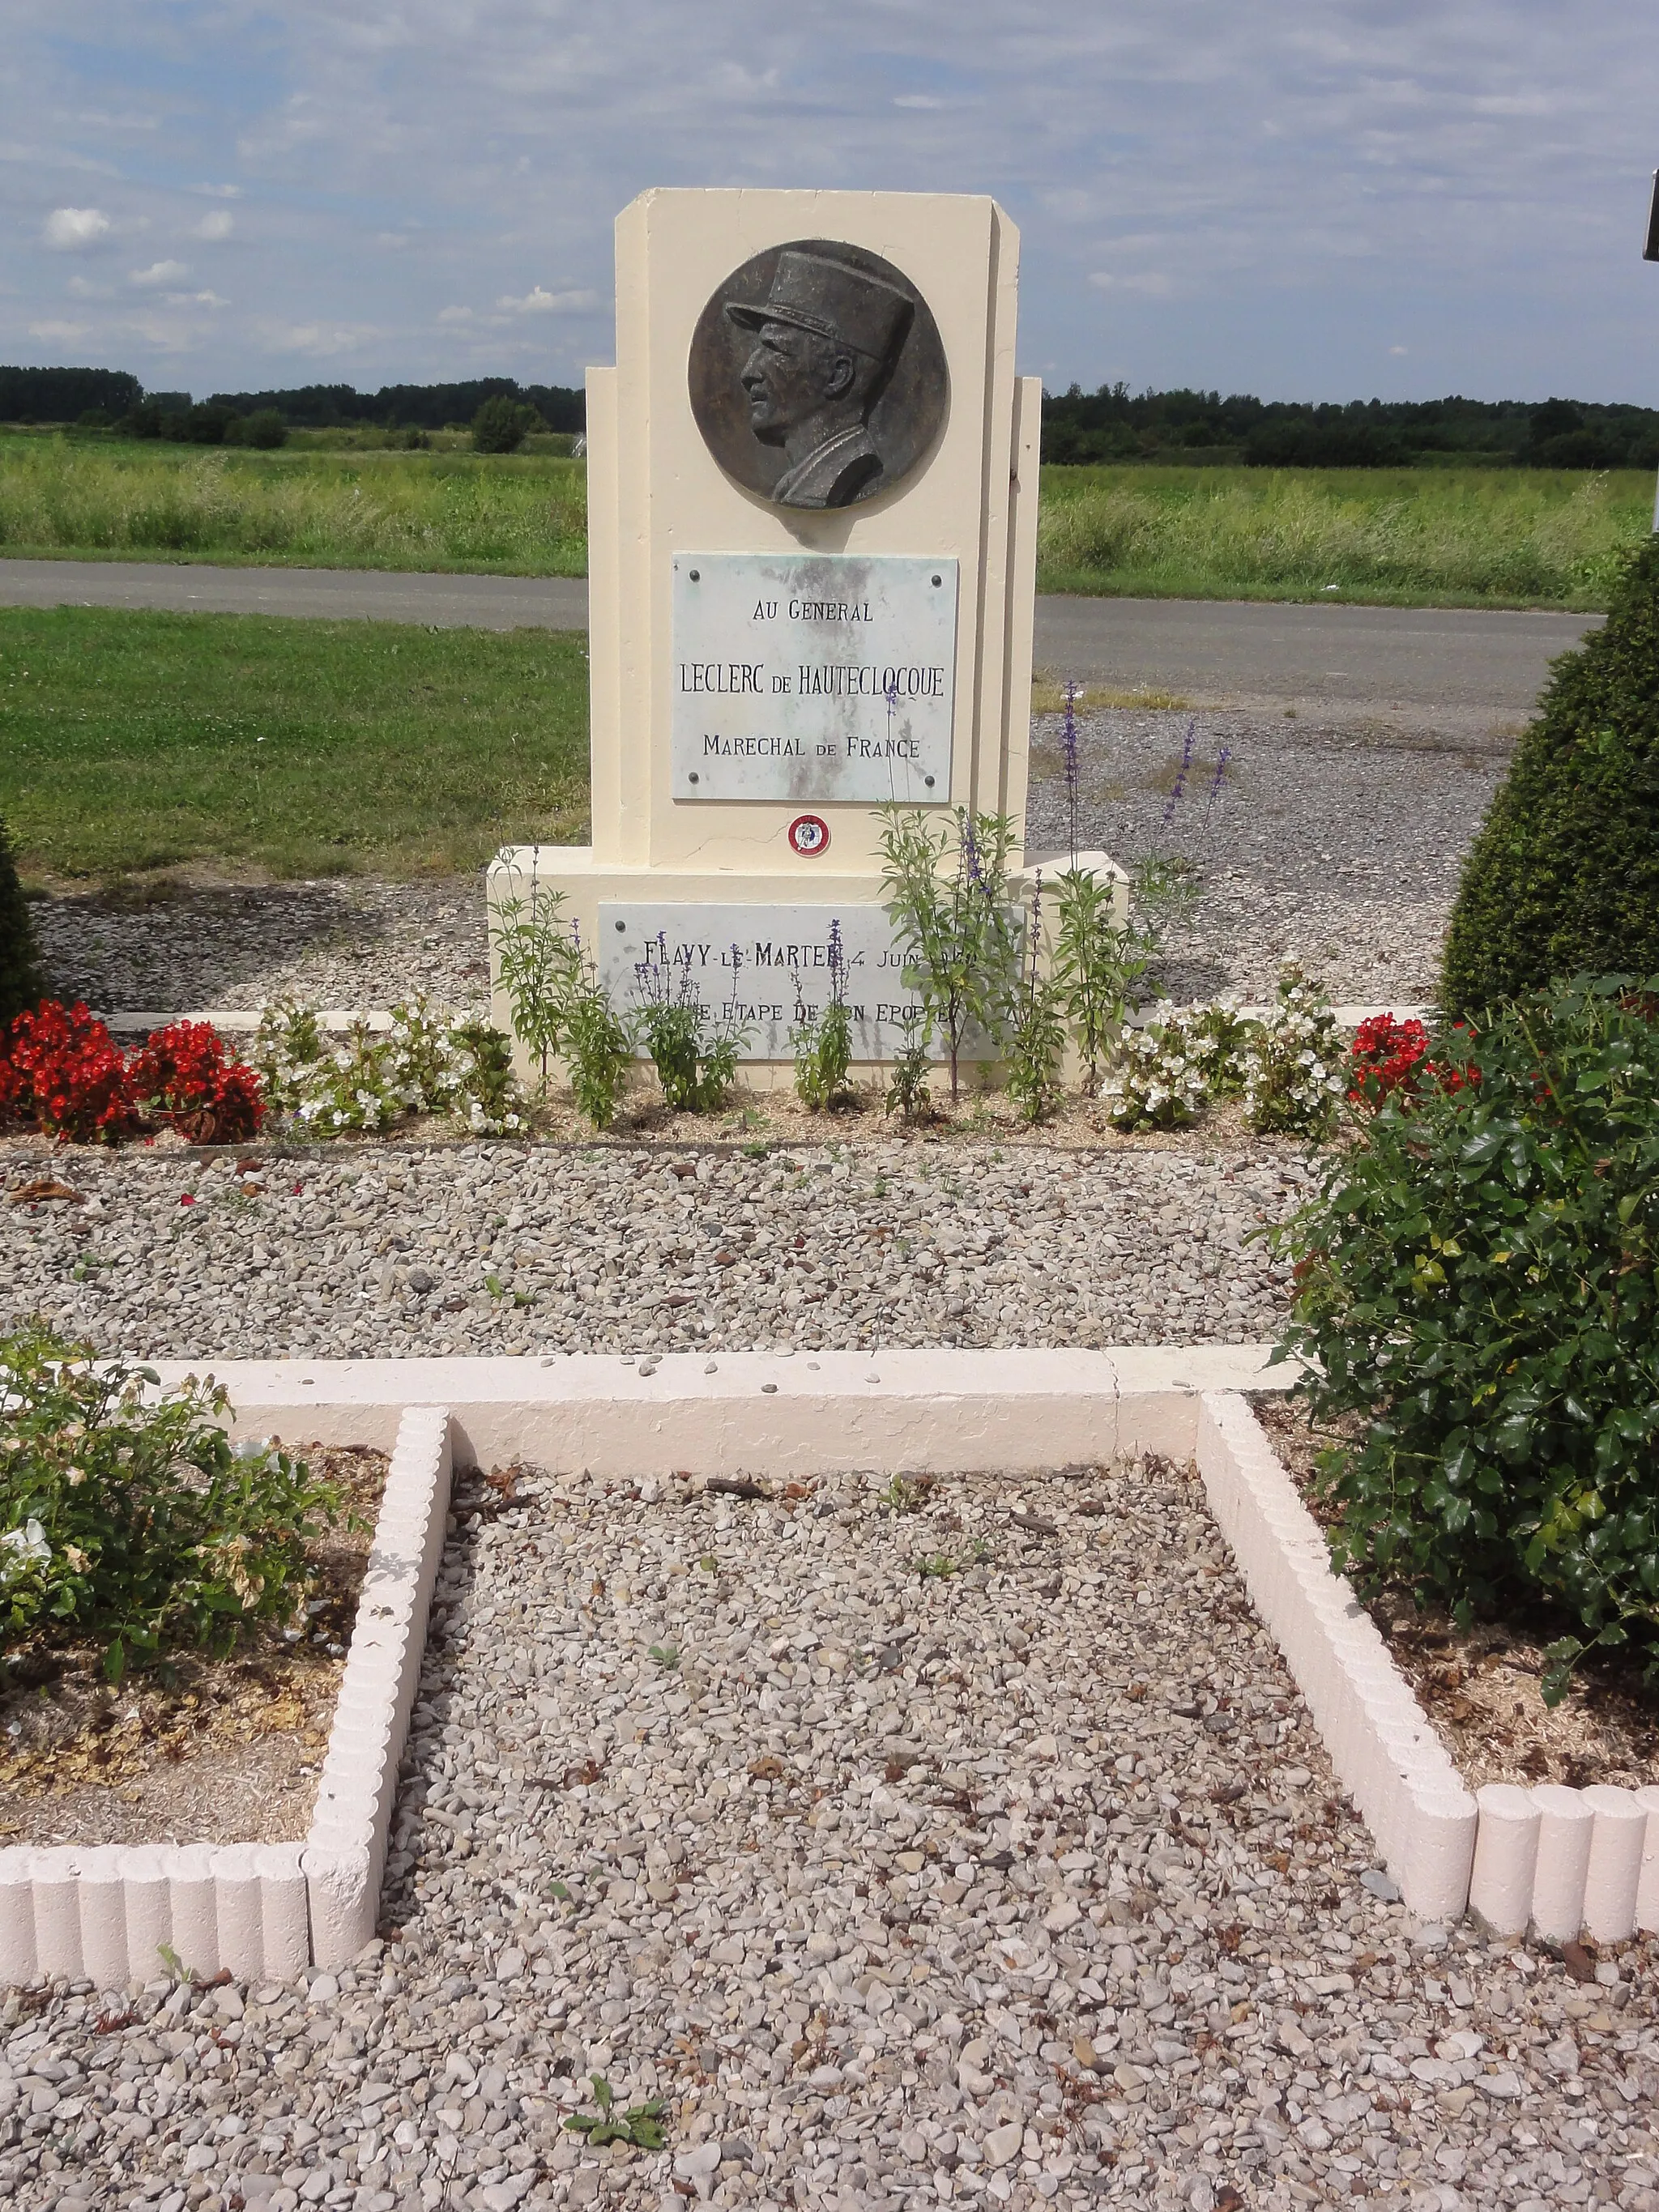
688, 238, 949, 510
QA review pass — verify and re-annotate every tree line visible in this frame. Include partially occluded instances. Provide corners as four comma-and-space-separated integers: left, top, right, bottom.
0, 368, 584, 447
6, 364, 1658, 470
1042, 385, 1659, 469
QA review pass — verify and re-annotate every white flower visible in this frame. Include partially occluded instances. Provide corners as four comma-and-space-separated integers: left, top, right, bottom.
0, 1518, 50, 1579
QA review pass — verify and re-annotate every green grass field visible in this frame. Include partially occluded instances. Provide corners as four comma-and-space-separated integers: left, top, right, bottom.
0, 435, 587, 575
0, 606, 590, 884
1036, 464, 1653, 608
2, 432, 1652, 607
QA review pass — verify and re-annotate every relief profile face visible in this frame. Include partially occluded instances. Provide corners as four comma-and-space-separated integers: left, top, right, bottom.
689, 239, 949, 510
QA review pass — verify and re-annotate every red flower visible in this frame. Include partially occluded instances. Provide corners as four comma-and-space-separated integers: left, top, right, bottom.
130, 1020, 265, 1144
1349, 1014, 1479, 1113
0, 1002, 138, 1143
0, 1006, 265, 1147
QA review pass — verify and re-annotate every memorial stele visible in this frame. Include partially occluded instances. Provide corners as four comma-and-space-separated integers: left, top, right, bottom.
488, 187, 1118, 1076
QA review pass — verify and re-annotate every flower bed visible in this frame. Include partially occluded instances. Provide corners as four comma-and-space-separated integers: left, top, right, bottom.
0, 1004, 262, 1146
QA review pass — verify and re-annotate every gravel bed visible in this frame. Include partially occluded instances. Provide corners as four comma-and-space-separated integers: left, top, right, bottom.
1026, 706, 1508, 1007
0, 1140, 1318, 1358
30, 876, 489, 1020
27, 708, 1504, 1021
7, 1455, 1658, 2212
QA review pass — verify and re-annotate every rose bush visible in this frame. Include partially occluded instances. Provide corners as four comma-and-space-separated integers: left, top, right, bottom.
1277, 974, 1659, 1702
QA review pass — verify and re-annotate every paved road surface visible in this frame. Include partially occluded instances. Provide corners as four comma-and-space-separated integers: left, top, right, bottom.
0, 556, 1601, 726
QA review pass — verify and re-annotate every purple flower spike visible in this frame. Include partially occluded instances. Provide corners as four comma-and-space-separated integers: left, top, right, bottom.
1162, 719, 1196, 829
962, 812, 985, 892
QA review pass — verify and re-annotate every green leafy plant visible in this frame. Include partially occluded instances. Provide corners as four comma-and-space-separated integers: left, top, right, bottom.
915, 1553, 957, 1580
561, 2076, 667, 2150
0, 1327, 340, 1681
1050, 863, 1149, 1088
632, 939, 748, 1113
791, 919, 856, 1112
491, 880, 576, 1089
1273, 974, 1659, 1702
0, 814, 41, 1027
1005, 873, 1067, 1124
878, 806, 1019, 1100
1100, 1016, 1210, 1130
1239, 965, 1344, 1137
563, 953, 634, 1131
883, 1008, 932, 1126
648, 1643, 680, 1669
1443, 535, 1659, 1012
252, 998, 524, 1136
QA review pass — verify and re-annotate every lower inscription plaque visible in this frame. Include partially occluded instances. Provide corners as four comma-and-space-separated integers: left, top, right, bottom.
599, 901, 976, 1062
672, 552, 957, 804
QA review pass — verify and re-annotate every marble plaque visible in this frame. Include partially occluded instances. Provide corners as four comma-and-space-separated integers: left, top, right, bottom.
599, 901, 970, 1061
671, 553, 957, 803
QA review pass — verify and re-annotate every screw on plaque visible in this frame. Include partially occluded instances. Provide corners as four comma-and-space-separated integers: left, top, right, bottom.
931, 573, 942, 586
689, 569, 700, 581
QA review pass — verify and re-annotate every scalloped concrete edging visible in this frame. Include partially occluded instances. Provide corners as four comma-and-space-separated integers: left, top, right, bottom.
1196, 1392, 1659, 1944
0, 1404, 451, 1988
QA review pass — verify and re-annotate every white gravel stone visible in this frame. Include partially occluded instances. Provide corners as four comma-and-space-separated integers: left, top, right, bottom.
1026, 705, 1506, 1006
0, 1139, 1318, 1357
6, 1455, 1656, 2212
32, 876, 490, 1021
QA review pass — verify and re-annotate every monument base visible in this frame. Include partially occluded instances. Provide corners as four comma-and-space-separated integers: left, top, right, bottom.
487, 843, 1126, 1093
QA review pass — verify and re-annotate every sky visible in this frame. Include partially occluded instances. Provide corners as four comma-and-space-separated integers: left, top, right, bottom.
6, 1, 1659, 407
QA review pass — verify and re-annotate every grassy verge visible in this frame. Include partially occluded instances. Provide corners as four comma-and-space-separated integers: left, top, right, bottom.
2, 435, 1653, 607
0, 606, 590, 883
0, 435, 586, 575
1036, 463, 1652, 608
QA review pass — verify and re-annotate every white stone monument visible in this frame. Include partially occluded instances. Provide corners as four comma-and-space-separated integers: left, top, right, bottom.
488, 187, 1111, 1079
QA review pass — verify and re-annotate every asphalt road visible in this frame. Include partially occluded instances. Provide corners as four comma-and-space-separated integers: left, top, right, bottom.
0, 556, 1601, 727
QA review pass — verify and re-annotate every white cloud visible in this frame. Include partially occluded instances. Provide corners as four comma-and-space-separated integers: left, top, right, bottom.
130, 259, 189, 288
195, 210, 235, 241
258, 320, 373, 357
437, 305, 474, 322
8, 0, 1659, 399
1389, 344, 1410, 356
43, 207, 109, 250
495, 285, 598, 314
164, 289, 228, 309
28, 318, 92, 343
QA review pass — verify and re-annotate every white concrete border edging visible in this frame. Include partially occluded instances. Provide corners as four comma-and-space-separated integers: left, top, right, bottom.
1195, 1392, 1478, 1924
145, 1345, 1290, 1475
0, 1404, 452, 1988
302, 1403, 452, 1967
1196, 1393, 1659, 1945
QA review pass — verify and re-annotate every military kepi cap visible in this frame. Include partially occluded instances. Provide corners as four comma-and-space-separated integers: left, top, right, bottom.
726, 250, 914, 364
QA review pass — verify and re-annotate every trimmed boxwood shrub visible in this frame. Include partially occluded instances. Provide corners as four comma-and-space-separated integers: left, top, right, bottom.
1442, 537, 1659, 1015
1276, 974, 1659, 1701
0, 814, 41, 1027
